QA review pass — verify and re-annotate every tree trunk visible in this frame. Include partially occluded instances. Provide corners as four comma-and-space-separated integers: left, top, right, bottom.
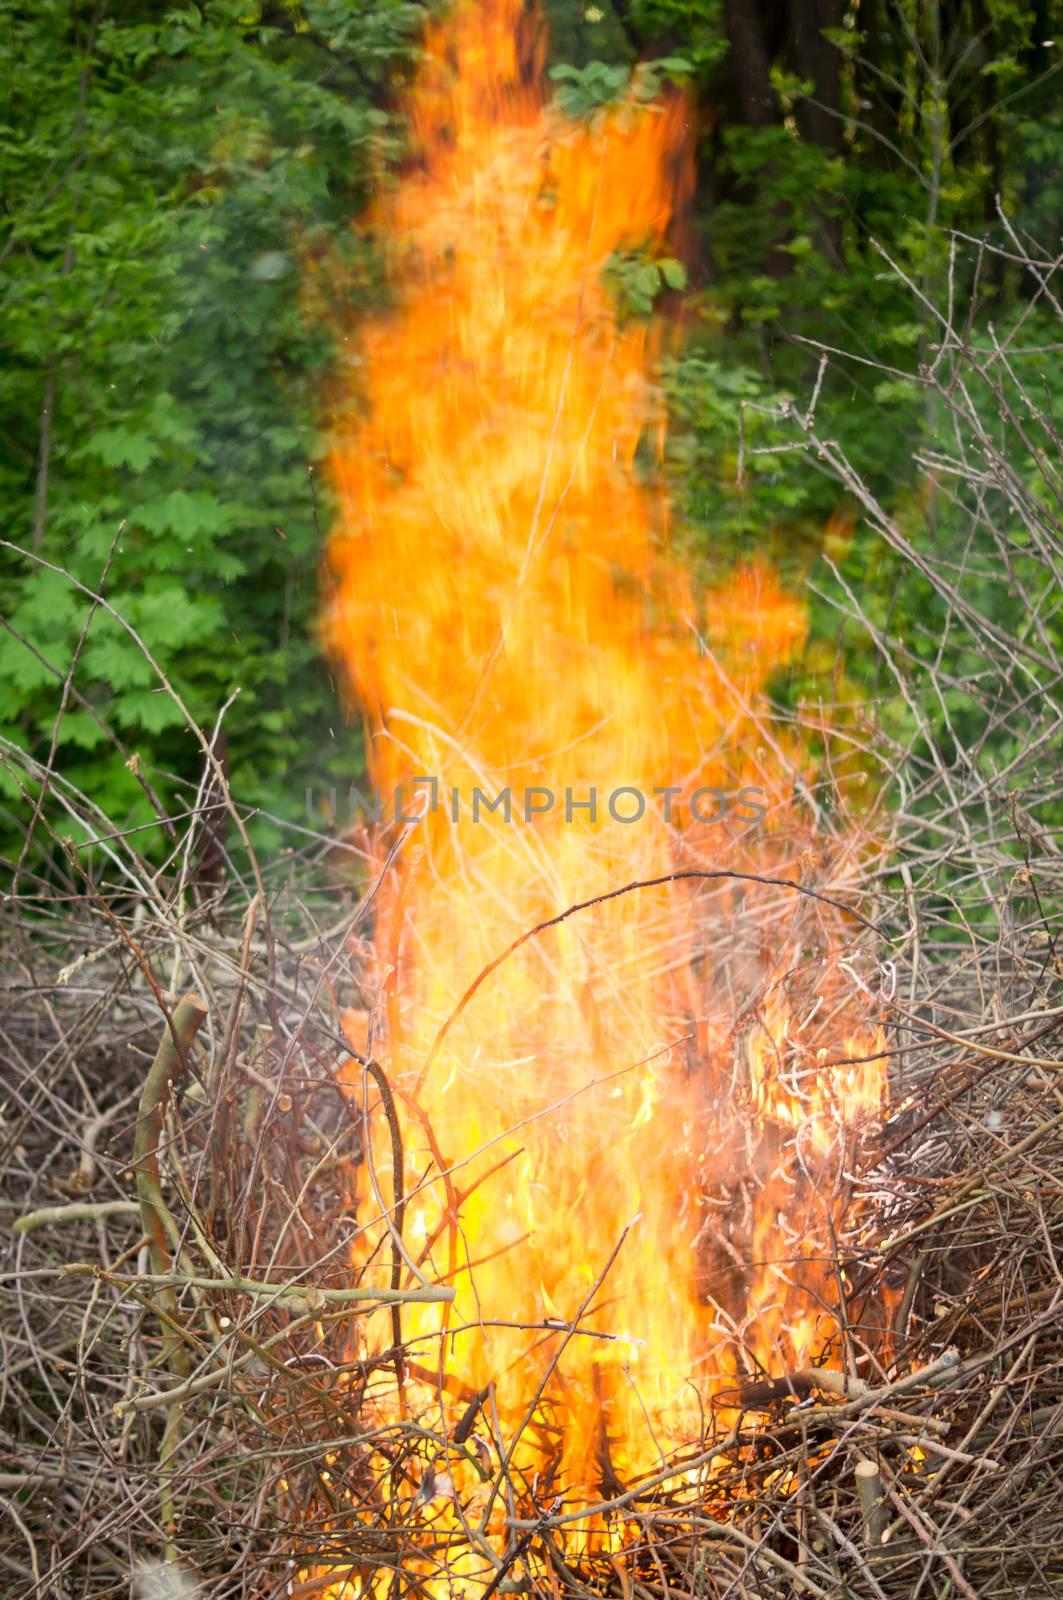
723, 0, 778, 126
790, 0, 843, 154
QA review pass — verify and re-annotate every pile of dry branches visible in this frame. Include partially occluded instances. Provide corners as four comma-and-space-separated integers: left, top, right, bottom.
2, 230, 1061, 1599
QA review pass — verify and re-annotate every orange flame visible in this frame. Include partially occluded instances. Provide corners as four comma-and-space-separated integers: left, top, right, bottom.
325, 0, 886, 1527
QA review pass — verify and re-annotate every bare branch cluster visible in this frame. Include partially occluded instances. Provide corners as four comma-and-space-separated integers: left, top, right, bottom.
2, 223, 1062, 1598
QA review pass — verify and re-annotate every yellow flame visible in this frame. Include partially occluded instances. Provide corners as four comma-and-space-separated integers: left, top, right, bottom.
324, 0, 887, 1535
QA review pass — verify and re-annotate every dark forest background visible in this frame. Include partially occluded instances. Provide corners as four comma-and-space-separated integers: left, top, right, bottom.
1, 0, 1058, 858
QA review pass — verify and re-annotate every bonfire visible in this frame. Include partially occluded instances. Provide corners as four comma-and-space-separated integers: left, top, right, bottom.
3, 1, 1062, 1597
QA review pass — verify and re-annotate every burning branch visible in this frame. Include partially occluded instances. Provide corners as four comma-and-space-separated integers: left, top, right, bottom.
421, 867, 881, 1086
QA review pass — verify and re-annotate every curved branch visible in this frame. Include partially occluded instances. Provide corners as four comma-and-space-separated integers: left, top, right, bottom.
419, 867, 879, 1086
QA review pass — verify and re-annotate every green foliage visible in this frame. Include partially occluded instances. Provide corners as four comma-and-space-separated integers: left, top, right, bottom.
539, 0, 634, 68
605, 250, 688, 315
0, 0, 423, 857
549, 54, 692, 119
625, 0, 730, 79
2, 0, 1057, 867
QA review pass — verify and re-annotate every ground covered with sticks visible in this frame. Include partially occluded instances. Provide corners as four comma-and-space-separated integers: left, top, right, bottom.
3, 818, 1063, 1600
3, 241, 1062, 1600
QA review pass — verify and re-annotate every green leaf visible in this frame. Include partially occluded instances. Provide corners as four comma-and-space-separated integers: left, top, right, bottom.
634, 262, 661, 299
79, 426, 162, 472
659, 257, 687, 291
113, 688, 187, 734
82, 632, 157, 691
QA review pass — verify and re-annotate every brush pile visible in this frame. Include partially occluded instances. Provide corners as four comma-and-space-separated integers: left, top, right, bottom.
2, 235, 1061, 1599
